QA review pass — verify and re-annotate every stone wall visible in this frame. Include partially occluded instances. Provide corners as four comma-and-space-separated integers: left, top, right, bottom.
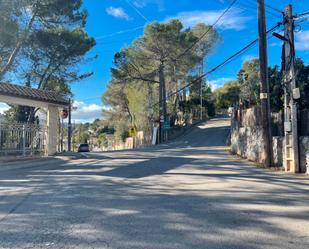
231, 107, 309, 172
272, 136, 283, 166
299, 136, 309, 173
231, 107, 271, 165
230, 125, 283, 166
106, 131, 152, 151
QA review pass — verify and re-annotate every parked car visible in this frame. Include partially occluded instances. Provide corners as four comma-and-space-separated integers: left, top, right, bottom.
78, 143, 90, 152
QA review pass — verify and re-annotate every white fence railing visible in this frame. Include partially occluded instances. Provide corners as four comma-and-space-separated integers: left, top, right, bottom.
0, 123, 46, 156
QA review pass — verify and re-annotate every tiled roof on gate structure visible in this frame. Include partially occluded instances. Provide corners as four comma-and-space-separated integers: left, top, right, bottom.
0, 82, 69, 106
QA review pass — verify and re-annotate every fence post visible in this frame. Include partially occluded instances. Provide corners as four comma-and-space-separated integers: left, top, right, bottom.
0, 122, 1, 153
306, 152, 309, 175
22, 124, 26, 156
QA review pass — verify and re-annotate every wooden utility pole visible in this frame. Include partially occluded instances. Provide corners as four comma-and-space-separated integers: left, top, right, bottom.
61, 118, 64, 152
199, 61, 203, 120
68, 99, 72, 152
257, 0, 272, 167
283, 4, 300, 173
159, 63, 167, 143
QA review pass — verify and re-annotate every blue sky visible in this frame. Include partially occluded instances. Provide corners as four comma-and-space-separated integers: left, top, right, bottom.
1, 0, 308, 122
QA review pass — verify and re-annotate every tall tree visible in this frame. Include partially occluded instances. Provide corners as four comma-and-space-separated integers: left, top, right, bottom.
103, 19, 219, 136
295, 58, 309, 110
238, 59, 260, 107
215, 80, 240, 109
0, 0, 89, 78
1, 0, 95, 123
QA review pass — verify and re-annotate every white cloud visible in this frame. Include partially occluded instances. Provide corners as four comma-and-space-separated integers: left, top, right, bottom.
295, 30, 309, 51
270, 42, 281, 47
169, 8, 252, 30
0, 103, 10, 114
241, 54, 257, 63
106, 6, 130, 20
132, 0, 164, 10
208, 77, 234, 90
72, 101, 102, 123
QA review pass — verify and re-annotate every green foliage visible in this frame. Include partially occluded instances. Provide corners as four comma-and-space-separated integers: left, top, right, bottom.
237, 59, 260, 107
0, 0, 95, 123
4, 105, 36, 123
235, 59, 283, 111
190, 23, 220, 58
78, 133, 90, 144
214, 59, 284, 112
214, 58, 308, 113
0, 0, 89, 78
72, 119, 113, 150
0, 1, 18, 77
295, 59, 309, 110
98, 133, 107, 148
103, 19, 219, 139
215, 80, 240, 109
114, 119, 129, 142
268, 65, 283, 112
27, 27, 95, 88
74, 123, 90, 145
186, 77, 216, 117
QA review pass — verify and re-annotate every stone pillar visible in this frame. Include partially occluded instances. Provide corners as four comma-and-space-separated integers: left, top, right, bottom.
46, 105, 58, 156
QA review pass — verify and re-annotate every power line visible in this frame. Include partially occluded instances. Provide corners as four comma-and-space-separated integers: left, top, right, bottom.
80, 17, 285, 104
153, 22, 282, 107
177, 0, 239, 60
295, 17, 309, 24
209, 27, 278, 73
124, 0, 150, 23
95, 26, 144, 40
94, 1, 282, 48
247, 0, 282, 14
237, 1, 281, 19
294, 11, 309, 20
263, 1, 282, 14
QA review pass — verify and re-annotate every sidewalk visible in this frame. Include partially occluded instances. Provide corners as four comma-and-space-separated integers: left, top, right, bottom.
0, 152, 87, 170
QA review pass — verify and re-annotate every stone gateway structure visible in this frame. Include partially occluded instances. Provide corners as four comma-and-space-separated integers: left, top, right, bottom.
0, 83, 69, 156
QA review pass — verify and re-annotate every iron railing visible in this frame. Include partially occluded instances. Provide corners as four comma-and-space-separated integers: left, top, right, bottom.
0, 123, 46, 156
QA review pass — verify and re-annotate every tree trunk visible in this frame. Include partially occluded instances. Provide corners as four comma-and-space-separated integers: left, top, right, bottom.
0, 12, 37, 78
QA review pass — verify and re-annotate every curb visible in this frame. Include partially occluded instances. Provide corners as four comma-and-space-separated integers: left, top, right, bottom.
0, 153, 88, 171
0, 158, 62, 171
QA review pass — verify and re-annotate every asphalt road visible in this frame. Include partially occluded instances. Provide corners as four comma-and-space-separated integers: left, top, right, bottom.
0, 118, 308, 249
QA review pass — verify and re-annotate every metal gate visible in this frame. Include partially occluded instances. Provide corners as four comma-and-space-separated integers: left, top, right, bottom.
0, 123, 46, 156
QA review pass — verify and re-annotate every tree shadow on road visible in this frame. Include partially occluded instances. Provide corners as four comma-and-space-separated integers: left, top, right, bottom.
0, 119, 308, 248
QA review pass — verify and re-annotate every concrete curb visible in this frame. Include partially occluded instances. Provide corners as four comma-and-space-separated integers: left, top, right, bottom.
0, 156, 53, 165
0, 158, 62, 171
55, 152, 89, 160
0, 152, 88, 171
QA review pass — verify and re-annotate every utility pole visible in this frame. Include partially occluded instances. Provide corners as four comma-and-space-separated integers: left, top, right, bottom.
159, 63, 167, 143
257, 0, 272, 167
61, 118, 64, 152
68, 98, 72, 152
199, 61, 203, 120
58, 117, 61, 152
283, 4, 300, 173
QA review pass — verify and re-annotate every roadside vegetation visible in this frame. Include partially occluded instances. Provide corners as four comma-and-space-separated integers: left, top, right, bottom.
71, 119, 114, 151
215, 58, 309, 112
102, 20, 219, 141
1, 1, 307, 150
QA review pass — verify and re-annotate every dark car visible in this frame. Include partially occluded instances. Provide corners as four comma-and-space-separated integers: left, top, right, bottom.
78, 143, 90, 152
